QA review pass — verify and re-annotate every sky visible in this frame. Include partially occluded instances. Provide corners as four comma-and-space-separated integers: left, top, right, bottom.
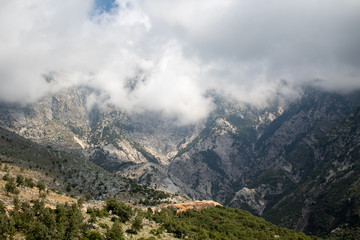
0, 0, 360, 124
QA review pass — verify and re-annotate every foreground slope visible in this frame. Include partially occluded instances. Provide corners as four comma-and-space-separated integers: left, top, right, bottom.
0, 158, 318, 239
0, 167, 318, 240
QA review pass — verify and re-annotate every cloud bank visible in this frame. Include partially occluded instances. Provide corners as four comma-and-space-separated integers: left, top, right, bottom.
0, 0, 359, 124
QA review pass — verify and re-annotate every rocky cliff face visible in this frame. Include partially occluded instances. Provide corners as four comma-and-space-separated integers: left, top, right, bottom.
1, 86, 360, 235
0, 87, 200, 163
261, 104, 360, 235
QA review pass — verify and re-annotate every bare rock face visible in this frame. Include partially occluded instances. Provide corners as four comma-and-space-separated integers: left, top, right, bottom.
230, 187, 265, 215
0, 88, 90, 150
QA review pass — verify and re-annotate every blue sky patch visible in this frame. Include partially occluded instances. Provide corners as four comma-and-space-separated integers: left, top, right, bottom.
94, 0, 117, 14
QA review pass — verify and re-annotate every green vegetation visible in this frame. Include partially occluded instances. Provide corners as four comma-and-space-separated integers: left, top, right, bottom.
328, 226, 360, 240
25, 177, 35, 188
87, 207, 109, 219
0, 180, 320, 240
0, 197, 131, 240
137, 187, 171, 206
0, 199, 87, 239
105, 198, 133, 223
37, 180, 46, 192
5, 177, 18, 195
127, 215, 143, 234
148, 206, 319, 240
105, 221, 124, 240
16, 174, 24, 186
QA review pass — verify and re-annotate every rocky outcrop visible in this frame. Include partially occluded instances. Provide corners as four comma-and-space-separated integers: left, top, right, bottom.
230, 187, 265, 215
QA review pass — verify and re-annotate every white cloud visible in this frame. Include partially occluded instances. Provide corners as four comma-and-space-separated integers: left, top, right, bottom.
0, 0, 359, 123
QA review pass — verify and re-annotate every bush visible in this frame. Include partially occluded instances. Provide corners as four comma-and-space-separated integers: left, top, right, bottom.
5, 178, 17, 195
127, 215, 143, 234
37, 181, 46, 192
25, 177, 35, 188
106, 221, 124, 240
16, 174, 24, 187
138, 237, 157, 240
78, 197, 85, 207
0, 212, 12, 239
2, 173, 10, 181
87, 208, 109, 218
89, 212, 97, 224
0, 201, 5, 214
83, 230, 104, 240
105, 199, 132, 223
98, 222, 109, 230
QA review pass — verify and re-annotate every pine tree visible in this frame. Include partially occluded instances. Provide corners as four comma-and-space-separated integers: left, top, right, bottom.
0, 212, 11, 239
16, 174, 24, 187
89, 211, 97, 224
128, 215, 143, 234
26, 221, 52, 240
37, 181, 46, 193
25, 177, 35, 188
5, 178, 16, 195
106, 221, 124, 240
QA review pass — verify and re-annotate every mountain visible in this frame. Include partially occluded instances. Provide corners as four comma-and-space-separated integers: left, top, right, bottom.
0, 86, 359, 237
0, 129, 317, 239
263, 104, 360, 236
0, 126, 173, 202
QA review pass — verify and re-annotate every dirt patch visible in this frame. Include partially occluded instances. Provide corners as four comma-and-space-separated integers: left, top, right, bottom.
164, 200, 221, 213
